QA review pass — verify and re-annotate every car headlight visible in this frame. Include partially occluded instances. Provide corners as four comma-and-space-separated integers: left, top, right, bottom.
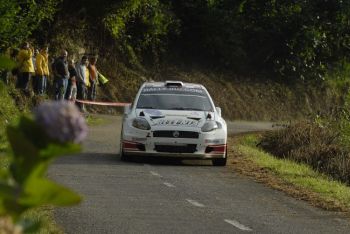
201, 121, 218, 132
132, 118, 151, 130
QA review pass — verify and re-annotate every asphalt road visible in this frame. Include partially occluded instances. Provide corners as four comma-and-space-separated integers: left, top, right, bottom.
50, 115, 350, 234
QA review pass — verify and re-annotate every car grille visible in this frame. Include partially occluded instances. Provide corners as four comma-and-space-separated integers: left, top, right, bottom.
153, 131, 199, 139
154, 144, 197, 153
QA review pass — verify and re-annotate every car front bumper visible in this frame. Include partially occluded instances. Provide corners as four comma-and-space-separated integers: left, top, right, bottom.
121, 127, 227, 159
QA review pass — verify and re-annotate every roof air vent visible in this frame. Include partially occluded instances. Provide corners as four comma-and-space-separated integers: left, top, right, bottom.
165, 81, 183, 87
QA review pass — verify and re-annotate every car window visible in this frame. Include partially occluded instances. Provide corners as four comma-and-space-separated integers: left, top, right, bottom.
136, 87, 213, 111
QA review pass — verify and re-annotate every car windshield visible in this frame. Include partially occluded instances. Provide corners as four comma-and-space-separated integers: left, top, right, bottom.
136, 87, 214, 111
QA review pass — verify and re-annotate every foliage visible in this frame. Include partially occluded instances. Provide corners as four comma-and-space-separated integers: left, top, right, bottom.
0, 0, 60, 51
237, 138, 350, 210
171, 0, 350, 79
103, 0, 179, 66
0, 55, 15, 70
42, 0, 350, 80
0, 82, 19, 152
3, 0, 350, 79
260, 120, 350, 185
0, 113, 83, 233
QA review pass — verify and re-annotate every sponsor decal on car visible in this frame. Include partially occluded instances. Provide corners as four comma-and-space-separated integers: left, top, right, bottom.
142, 87, 204, 94
155, 119, 199, 127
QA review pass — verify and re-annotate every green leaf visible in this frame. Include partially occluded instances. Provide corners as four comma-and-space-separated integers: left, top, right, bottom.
16, 116, 51, 150
20, 177, 82, 207
0, 182, 17, 200
6, 125, 40, 184
6, 125, 39, 161
39, 143, 81, 159
25, 161, 51, 180
2, 198, 29, 219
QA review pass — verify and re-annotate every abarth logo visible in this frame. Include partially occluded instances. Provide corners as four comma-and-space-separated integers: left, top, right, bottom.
173, 131, 180, 138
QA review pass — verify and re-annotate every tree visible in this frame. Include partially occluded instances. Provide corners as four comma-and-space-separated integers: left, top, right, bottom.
0, 0, 60, 51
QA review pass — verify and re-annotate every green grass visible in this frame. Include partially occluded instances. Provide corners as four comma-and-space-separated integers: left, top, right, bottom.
85, 115, 106, 126
0, 83, 20, 152
237, 135, 350, 209
22, 207, 63, 234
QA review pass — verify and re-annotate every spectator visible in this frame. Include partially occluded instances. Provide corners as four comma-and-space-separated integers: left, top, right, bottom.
66, 59, 77, 101
88, 56, 99, 100
35, 46, 49, 95
53, 50, 69, 100
75, 55, 90, 111
16, 42, 35, 93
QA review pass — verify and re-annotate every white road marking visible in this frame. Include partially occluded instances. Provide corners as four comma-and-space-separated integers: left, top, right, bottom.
186, 199, 205, 208
163, 182, 175, 188
224, 219, 252, 232
150, 171, 161, 176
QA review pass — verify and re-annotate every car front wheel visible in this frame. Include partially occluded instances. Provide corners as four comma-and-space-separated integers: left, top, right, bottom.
212, 157, 227, 166
212, 149, 227, 166
120, 133, 128, 161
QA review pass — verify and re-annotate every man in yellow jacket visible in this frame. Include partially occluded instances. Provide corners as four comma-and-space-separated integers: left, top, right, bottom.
17, 42, 35, 92
35, 46, 50, 95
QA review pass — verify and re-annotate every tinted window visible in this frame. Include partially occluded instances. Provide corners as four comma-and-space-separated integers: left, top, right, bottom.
136, 87, 213, 111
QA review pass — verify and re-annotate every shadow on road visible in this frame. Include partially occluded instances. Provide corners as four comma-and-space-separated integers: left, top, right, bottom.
122, 155, 213, 167
54, 153, 213, 166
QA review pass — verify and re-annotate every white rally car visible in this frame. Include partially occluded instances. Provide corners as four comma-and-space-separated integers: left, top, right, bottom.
120, 81, 227, 166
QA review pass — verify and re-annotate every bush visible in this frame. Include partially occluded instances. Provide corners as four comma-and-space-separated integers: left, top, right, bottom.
0, 82, 19, 152
260, 121, 350, 184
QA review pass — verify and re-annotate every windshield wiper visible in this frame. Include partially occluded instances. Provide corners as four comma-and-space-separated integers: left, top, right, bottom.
138, 106, 154, 109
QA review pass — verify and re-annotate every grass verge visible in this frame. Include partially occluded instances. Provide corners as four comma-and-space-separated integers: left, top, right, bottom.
229, 135, 350, 212
22, 207, 63, 234
85, 114, 106, 126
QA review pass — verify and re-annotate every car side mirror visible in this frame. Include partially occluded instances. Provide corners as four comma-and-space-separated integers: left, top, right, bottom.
216, 107, 222, 117
124, 104, 131, 115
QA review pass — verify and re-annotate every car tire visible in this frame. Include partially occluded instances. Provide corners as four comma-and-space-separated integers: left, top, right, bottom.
120, 133, 128, 161
212, 157, 227, 166
212, 149, 227, 166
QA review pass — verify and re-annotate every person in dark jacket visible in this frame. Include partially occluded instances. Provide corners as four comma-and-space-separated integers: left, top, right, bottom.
53, 50, 69, 100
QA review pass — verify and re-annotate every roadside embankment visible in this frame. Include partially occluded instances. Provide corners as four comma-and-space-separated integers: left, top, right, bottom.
229, 134, 350, 212
94, 63, 348, 121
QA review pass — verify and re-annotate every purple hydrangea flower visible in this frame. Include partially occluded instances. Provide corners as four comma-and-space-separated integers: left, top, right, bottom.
34, 101, 88, 143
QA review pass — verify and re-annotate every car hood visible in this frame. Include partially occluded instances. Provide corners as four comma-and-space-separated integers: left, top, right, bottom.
136, 109, 215, 128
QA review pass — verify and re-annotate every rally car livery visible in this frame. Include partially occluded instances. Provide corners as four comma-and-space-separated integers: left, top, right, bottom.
120, 81, 227, 166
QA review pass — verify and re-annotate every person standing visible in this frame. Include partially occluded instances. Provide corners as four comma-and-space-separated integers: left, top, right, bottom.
66, 59, 78, 101
75, 56, 90, 111
16, 42, 35, 93
53, 50, 69, 100
35, 46, 49, 95
88, 56, 99, 100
